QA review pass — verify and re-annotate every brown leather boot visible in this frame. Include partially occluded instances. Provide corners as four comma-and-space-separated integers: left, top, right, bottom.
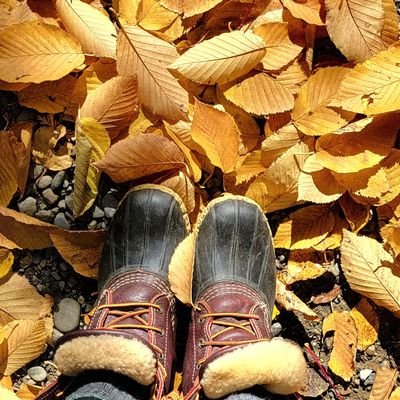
52, 184, 190, 399
181, 195, 307, 399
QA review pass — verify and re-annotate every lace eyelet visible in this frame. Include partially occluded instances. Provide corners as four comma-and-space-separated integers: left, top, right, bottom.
198, 340, 204, 348
159, 330, 164, 337
156, 307, 162, 314
196, 363, 202, 370
159, 354, 164, 360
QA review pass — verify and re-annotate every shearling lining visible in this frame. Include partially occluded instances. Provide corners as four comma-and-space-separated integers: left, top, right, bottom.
54, 334, 157, 385
201, 338, 307, 398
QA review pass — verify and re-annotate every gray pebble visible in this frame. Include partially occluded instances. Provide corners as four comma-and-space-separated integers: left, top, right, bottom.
328, 261, 340, 278
92, 206, 105, 219
359, 369, 373, 382
51, 171, 65, 191
37, 175, 52, 190
51, 207, 60, 214
102, 193, 118, 209
88, 220, 97, 230
68, 276, 78, 288
28, 366, 47, 382
63, 180, 70, 189
60, 262, 68, 272
104, 207, 116, 219
54, 298, 81, 333
271, 322, 282, 337
53, 328, 63, 343
33, 254, 41, 264
364, 372, 376, 386
38, 199, 47, 211
51, 271, 62, 281
39, 259, 47, 268
365, 345, 375, 356
35, 209, 55, 223
58, 199, 66, 210
65, 194, 73, 212
42, 188, 59, 205
33, 165, 45, 179
58, 281, 66, 291
18, 197, 37, 216
54, 213, 70, 229
77, 295, 85, 305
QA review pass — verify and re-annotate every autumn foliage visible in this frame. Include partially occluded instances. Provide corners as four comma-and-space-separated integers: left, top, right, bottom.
1, 0, 400, 398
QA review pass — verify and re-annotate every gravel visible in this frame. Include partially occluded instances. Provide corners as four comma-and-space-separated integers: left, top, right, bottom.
51, 171, 66, 191
18, 197, 37, 216
359, 369, 373, 382
37, 175, 52, 190
92, 206, 104, 219
271, 322, 282, 337
65, 194, 73, 212
27, 366, 47, 383
35, 210, 55, 223
104, 207, 116, 219
33, 165, 44, 179
54, 213, 70, 229
42, 188, 59, 205
53, 298, 81, 333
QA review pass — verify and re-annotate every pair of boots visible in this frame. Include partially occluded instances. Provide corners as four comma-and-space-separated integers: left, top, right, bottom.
38, 185, 307, 400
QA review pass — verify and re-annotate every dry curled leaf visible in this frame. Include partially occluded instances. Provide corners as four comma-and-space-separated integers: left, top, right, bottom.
0, 250, 13, 280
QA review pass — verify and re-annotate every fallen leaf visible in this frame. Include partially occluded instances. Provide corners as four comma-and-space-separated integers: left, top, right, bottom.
137, 0, 178, 31
95, 133, 186, 182
298, 367, 329, 398
31, 125, 73, 171
341, 230, 400, 317
281, 0, 324, 25
370, 367, 399, 400
117, 24, 188, 121
350, 297, 379, 351
274, 204, 335, 250
276, 279, 319, 320
18, 75, 77, 114
50, 230, 106, 278
0, 250, 13, 280
0, 384, 19, 400
161, 0, 225, 16
55, 0, 117, 59
311, 285, 341, 305
169, 30, 266, 85
73, 117, 111, 217
322, 311, 357, 381
230, 150, 266, 186
15, 383, 41, 400
0, 21, 85, 83
291, 67, 350, 136
325, 0, 386, 62
0, 273, 52, 320
381, 222, 400, 258
339, 193, 371, 232
220, 72, 294, 116
0, 319, 47, 376
190, 100, 240, 173
390, 388, 400, 400
80, 76, 139, 140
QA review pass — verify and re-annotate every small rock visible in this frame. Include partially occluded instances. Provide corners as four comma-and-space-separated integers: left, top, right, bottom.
39, 259, 47, 268
38, 199, 47, 210
88, 220, 97, 230
51, 271, 62, 281
35, 210, 55, 223
364, 372, 376, 386
77, 295, 85, 305
51, 171, 65, 191
58, 199, 66, 210
54, 213, 70, 229
102, 193, 118, 209
271, 322, 282, 337
60, 262, 68, 272
366, 345, 376, 356
360, 369, 373, 382
324, 335, 334, 350
63, 180, 70, 189
51, 207, 60, 214
37, 175, 52, 190
53, 328, 64, 343
28, 366, 47, 383
33, 165, 44, 179
42, 188, 59, 205
54, 298, 81, 333
18, 197, 37, 216
104, 207, 116, 219
58, 281, 66, 291
328, 261, 340, 278
67, 276, 78, 288
381, 360, 391, 368
33, 254, 41, 264
65, 194, 73, 212
92, 206, 104, 219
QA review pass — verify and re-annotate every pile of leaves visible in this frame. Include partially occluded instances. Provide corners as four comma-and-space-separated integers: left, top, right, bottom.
0, 0, 400, 398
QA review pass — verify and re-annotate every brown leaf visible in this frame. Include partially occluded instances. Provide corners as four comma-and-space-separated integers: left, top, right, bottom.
95, 133, 186, 182
0, 250, 13, 280
50, 230, 106, 279
281, 0, 324, 25
80, 76, 139, 140
190, 100, 240, 173
311, 285, 341, 305
322, 311, 357, 381
370, 367, 399, 400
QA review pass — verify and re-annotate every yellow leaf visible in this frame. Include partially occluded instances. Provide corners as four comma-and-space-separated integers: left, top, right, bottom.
254, 22, 303, 71
350, 297, 379, 351
15, 383, 41, 400
333, 46, 400, 115
55, 0, 117, 59
0, 319, 47, 376
50, 230, 106, 279
390, 387, 400, 400
168, 232, 195, 305
272, 304, 280, 320
117, 25, 188, 121
73, 117, 111, 217
231, 150, 266, 185
271, 59, 308, 95
292, 67, 350, 136
95, 133, 186, 182
381, 0, 399, 48
0, 273, 52, 321
276, 279, 319, 320
370, 368, 399, 400
31, 125, 73, 171
0, 250, 13, 280
298, 154, 345, 204
315, 114, 398, 174
116, 0, 141, 24
341, 230, 400, 317
18, 75, 77, 114
161, 0, 225, 16
190, 100, 240, 173
169, 30, 266, 85
274, 204, 335, 250
0, 384, 19, 400
157, 171, 195, 214
0, 132, 19, 207
220, 72, 294, 116
322, 311, 357, 381
281, 0, 324, 25
0, 21, 84, 83
325, 0, 386, 62
381, 222, 400, 258
246, 141, 310, 213
80, 76, 139, 140
137, 0, 178, 31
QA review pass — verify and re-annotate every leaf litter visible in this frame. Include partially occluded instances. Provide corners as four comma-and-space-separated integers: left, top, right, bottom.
0, 0, 399, 398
